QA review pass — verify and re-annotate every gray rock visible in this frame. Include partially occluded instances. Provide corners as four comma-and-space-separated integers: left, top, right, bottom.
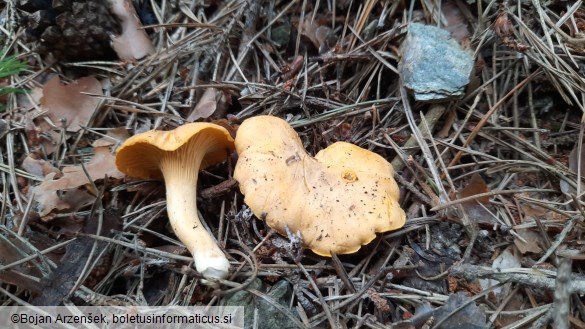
221, 279, 298, 329
399, 23, 474, 102
271, 21, 291, 47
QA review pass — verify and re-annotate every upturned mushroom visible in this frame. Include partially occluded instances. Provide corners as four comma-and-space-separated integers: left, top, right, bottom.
116, 123, 234, 279
234, 116, 406, 256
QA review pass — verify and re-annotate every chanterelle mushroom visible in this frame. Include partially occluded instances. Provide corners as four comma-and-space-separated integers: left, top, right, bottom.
116, 123, 234, 279
234, 116, 406, 256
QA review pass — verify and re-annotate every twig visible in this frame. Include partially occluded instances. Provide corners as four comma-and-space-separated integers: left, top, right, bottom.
449, 264, 585, 294
399, 88, 449, 203
553, 258, 572, 329
390, 104, 446, 172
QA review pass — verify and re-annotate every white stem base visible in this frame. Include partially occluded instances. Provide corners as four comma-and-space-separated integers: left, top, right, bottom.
161, 150, 230, 280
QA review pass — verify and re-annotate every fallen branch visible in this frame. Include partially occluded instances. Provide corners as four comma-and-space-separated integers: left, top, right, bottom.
450, 263, 585, 294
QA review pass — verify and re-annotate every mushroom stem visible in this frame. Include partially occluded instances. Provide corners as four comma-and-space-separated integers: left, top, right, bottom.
159, 146, 230, 280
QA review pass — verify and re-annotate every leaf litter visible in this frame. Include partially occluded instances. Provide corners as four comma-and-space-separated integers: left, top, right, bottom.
1, 0, 585, 328
32, 146, 124, 217
40, 76, 102, 133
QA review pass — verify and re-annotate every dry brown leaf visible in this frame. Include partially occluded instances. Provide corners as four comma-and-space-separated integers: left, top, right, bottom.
110, 0, 155, 60
560, 140, 585, 194
33, 146, 125, 217
460, 173, 490, 202
22, 79, 73, 155
498, 292, 526, 326
300, 17, 334, 53
21, 154, 61, 178
480, 246, 521, 301
34, 185, 68, 217
33, 120, 61, 155
40, 76, 102, 132
40, 146, 123, 191
187, 88, 219, 122
459, 173, 497, 226
441, 0, 471, 45
514, 203, 556, 254
513, 229, 543, 254
0, 236, 46, 293
16, 86, 43, 111
35, 189, 96, 220
519, 202, 550, 218
519, 201, 567, 222
300, 17, 320, 49
0, 237, 24, 265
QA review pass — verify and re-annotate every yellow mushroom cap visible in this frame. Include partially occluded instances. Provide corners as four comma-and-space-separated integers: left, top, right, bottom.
115, 123, 235, 280
116, 123, 235, 179
234, 116, 406, 256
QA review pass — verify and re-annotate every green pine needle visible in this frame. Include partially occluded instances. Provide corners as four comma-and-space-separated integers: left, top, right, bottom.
0, 50, 28, 110
0, 52, 27, 79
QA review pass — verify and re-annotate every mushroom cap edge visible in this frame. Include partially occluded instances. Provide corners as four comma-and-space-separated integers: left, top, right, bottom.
116, 122, 235, 179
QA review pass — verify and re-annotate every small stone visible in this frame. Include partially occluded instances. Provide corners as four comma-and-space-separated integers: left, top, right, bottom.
221, 279, 298, 329
399, 23, 474, 102
271, 22, 291, 47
